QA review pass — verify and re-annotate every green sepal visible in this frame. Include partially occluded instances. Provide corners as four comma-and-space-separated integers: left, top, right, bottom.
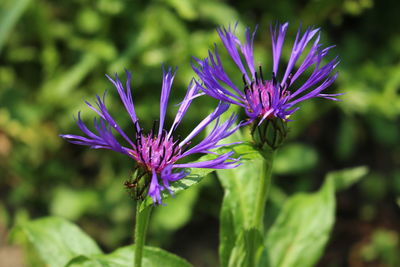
251, 117, 288, 158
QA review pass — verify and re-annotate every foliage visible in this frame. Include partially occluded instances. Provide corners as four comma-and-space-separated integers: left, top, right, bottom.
217, 135, 368, 267
11, 216, 191, 267
0, 0, 399, 266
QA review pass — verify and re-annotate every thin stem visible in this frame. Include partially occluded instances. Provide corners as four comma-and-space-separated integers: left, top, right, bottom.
134, 202, 152, 267
253, 149, 275, 231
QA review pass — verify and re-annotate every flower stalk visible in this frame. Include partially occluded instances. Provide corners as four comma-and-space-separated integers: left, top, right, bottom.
252, 148, 275, 232
134, 203, 152, 267
250, 117, 284, 231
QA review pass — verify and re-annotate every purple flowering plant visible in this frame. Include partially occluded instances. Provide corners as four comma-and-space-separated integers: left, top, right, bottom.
189, 22, 343, 266
43, 22, 344, 267
60, 67, 242, 266
61, 67, 240, 205
193, 22, 341, 151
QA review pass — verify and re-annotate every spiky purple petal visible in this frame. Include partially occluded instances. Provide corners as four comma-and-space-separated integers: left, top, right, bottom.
160, 165, 189, 194
168, 80, 198, 138
106, 70, 140, 132
217, 23, 251, 83
174, 151, 240, 169
60, 113, 130, 155
270, 22, 288, 74
179, 101, 230, 147
149, 169, 163, 205
159, 66, 176, 135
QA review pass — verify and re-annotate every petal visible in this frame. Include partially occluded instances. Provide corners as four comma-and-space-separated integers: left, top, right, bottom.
192, 52, 245, 103
85, 92, 134, 147
180, 113, 239, 158
106, 70, 140, 132
159, 66, 176, 136
288, 55, 339, 101
168, 80, 199, 137
281, 25, 320, 85
61, 114, 130, 155
179, 101, 230, 146
174, 151, 241, 169
239, 26, 258, 78
270, 22, 289, 75
161, 165, 189, 194
217, 23, 251, 83
286, 72, 338, 108
148, 169, 163, 205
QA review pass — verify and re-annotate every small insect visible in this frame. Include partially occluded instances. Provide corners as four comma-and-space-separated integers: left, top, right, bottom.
124, 180, 137, 189
124, 167, 152, 201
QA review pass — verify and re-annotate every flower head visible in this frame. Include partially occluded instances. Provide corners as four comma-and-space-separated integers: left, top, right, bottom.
61, 67, 240, 204
193, 22, 341, 126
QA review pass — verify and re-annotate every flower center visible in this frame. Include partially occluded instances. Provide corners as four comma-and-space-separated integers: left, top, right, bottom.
244, 80, 275, 116
128, 121, 182, 172
243, 68, 292, 118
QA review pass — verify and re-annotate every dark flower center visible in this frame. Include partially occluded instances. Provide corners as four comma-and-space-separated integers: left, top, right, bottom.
244, 79, 274, 115
242, 67, 292, 118
128, 121, 183, 172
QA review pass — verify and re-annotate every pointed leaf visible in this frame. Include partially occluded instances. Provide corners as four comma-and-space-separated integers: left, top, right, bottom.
327, 166, 368, 192
228, 228, 264, 267
261, 166, 367, 267
66, 245, 192, 267
264, 177, 335, 267
217, 131, 263, 267
10, 216, 102, 267
0, 0, 31, 52
219, 193, 236, 267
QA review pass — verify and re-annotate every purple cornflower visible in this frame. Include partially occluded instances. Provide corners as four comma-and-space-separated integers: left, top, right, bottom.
61, 67, 240, 204
193, 22, 342, 125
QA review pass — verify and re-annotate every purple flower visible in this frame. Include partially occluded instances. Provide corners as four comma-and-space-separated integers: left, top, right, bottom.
192, 22, 342, 125
61, 67, 240, 204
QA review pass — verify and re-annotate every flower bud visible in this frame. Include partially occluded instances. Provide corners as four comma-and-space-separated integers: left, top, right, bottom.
251, 117, 288, 157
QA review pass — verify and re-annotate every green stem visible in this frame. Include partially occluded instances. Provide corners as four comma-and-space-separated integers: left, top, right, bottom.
134, 202, 152, 267
253, 149, 275, 232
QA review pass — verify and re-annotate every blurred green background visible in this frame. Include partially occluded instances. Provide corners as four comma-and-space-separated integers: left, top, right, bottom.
0, 0, 399, 266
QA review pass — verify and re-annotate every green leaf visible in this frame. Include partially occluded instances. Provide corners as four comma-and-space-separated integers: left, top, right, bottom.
228, 228, 264, 267
261, 166, 368, 267
197, 1, 239, 25
40, 53, 99, 103
10, 216, 102, 267
0, 0, 31, 53
218, 142, 263, 228
66, 245, 192, 267
219, 193, 237, 267
326, 166, 369, 192
217, 131, 264, 267
264, 177, 335, 267
50, 187, 101, 220
274, 143, 318, 175
150, 183, 200, 233
165, 0, 198, 20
